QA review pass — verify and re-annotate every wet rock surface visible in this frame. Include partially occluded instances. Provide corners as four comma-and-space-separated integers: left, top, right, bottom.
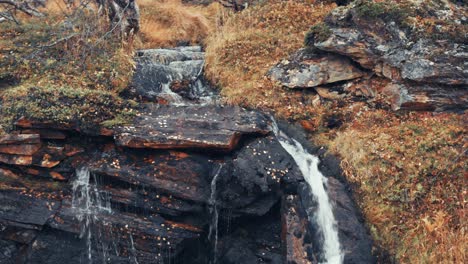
130, 46, 217, 104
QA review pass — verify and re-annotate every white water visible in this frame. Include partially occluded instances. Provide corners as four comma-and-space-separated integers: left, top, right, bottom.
208, 164, 223, 264
71, 167, 113, 264
271, 124, 344, 264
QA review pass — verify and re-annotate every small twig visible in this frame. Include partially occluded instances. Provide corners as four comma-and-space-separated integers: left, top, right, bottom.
36, 32, 79, 48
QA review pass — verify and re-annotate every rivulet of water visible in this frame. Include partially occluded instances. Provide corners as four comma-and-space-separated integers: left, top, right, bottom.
208, 164, 223, 264
71, 167, 113, 263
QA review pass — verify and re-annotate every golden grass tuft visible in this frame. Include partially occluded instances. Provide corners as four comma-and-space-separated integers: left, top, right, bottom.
204, 0, 336, 119
137, 0, 220, 48
330, 110, 467, 263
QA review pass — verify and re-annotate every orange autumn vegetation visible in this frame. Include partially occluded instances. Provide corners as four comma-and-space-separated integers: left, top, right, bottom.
137, 0, 220, 48
329, 110, 467, 263
205, 0, 336, 119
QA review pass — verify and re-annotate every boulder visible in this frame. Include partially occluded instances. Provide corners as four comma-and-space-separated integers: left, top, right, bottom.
268, 48, 364, 89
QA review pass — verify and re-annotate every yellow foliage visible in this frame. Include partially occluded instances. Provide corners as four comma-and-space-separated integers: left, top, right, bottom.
137, 0, 220, 48
205, 0, 336, 119
329, 110, 467, 263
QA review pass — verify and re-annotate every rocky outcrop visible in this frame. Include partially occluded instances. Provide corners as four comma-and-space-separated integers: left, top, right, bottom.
0, 111, 306, 263
270, 0, 468, 111
268, 48, 364, 89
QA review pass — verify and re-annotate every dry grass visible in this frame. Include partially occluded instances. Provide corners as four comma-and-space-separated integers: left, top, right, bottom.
205, 0, 336, 119
329, 110, 467, 263
137, 0, 220, 48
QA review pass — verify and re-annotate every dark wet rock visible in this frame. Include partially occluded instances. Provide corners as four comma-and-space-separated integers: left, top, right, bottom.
89, 146, 214, 203
0, 239, 21, 264
268, 48, 365, 89
0, 145, 70, 168
131, 46, 216, 103
0, 134, 41, 145
216, 136, 303, 214
115, 104, 270, 152
281, 195, 317, 264
327, 177, 375, 264
217, 207, 283, 264
0, 191, 60, 228
20, 129, 67, 140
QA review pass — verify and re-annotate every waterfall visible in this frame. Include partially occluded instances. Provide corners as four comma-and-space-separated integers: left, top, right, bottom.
271, 122, 344, 264
208, 164, 223, 264
71, 167, 113, 263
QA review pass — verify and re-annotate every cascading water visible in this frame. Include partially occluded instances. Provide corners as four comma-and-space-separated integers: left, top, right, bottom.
71, 167, 113, 263
271, 122, 344, 264
208, 164, 223, 264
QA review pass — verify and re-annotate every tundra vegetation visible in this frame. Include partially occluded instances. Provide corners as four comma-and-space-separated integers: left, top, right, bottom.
0, 0, 466, 263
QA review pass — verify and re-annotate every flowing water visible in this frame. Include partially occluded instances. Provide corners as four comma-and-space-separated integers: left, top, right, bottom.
71, 167, 113, 263
271, 123, 344, 264
208, 164, 223, 264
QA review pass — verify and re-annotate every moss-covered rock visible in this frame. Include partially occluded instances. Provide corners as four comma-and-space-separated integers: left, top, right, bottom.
0, 86, 137, 134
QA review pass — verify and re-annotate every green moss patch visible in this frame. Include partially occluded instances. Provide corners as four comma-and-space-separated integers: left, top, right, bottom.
0, 85, 137, 133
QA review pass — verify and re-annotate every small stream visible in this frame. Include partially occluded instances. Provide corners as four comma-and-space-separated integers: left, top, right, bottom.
272, 122, 344, 264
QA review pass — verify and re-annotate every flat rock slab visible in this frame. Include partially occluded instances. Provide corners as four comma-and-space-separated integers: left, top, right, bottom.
0, 191, 60, 228
115, 104, 270, 151
89, 146, 215, 203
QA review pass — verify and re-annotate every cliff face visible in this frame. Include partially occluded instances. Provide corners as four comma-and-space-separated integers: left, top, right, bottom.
269, 0, 467, 112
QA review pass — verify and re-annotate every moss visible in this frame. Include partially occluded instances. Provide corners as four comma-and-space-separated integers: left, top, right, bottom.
305, 22, 332, 46
101, 110, 137, 128
0, 85, 137, 132
354, 0, 413, 26
0, 10, 133, 95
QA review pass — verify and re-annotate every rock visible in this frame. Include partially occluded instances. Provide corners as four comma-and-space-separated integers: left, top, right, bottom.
327, 177, 376, 264
89, 147, 214, 203
0, 144, 42, 155
315, 87, 346, 100
297, 1, 468, 111
0, 191, 61, 228
15, 118, 115, 137
281, 195, 316, 264
114, 104, 270, 152
217, 208, 283, 264
131, 47, 216, 104
313, 2, 468, 86
345, 78, 468, 111
216, 136, 304, 214
0, 146, 67, 168
0, 134, 40, 145
380, 82, 468, 111
20, 129, 67, 140
268, 48, 364, 89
